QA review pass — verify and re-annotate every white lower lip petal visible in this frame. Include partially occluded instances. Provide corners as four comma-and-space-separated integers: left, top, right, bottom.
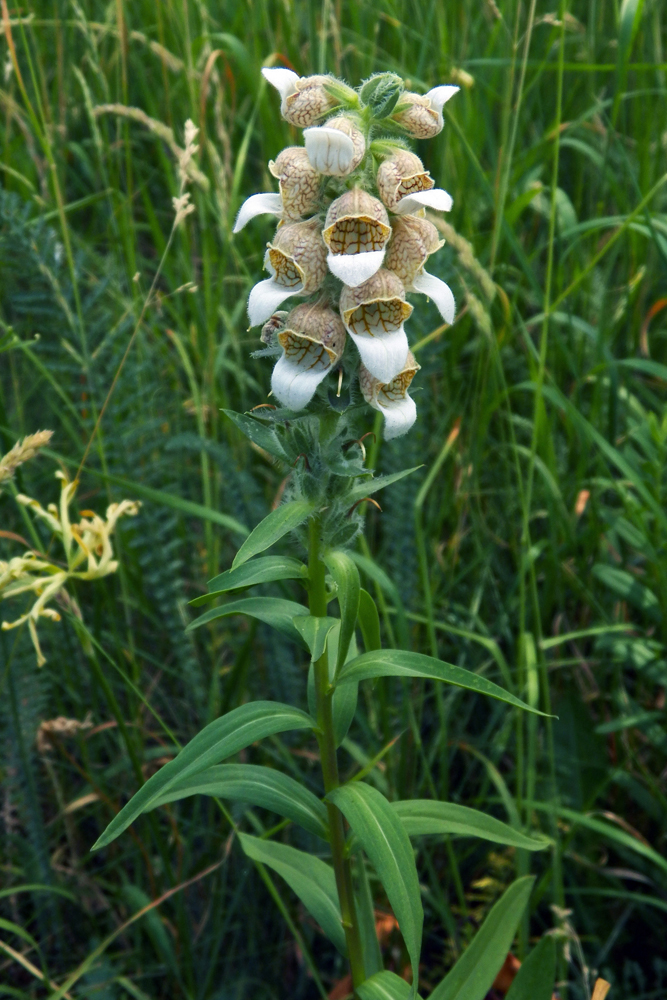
248, 277, 304, 327
394, 188, 454, 214
348, 325, 409, 384
327, 249, 386, 287
233, 192, 283, 233
411, 271, 456, 325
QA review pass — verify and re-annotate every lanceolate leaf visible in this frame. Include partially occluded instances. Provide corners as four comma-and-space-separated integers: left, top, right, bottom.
357, 971, 422, 1000
505, 936, 556, 1000
592, 564, 661, 621
324, 550, 361, 672
238, 834, 347, 955
232, 500, 316, 569
429, 876, 535, 1000
328, 782, 423, 994
223, 408, 289, 461
355, 858, 383, 977
192, 556, 308, 605
358, 588, 382, 652
338, 650, 551, 717
347, 466, 422, 506
91, 702, 315, 850
392, 801, 549, 851
186, 597, 309, 646
293, 615, 339, 662
152, 763, 329, 840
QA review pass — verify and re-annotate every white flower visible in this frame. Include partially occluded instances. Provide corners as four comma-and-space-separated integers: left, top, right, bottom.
304, 116, 365, 177
391, 85, 459, 138
377, 150, 434, 211
384, 215, 456, 325
322, 189, 391, 287
339, 269, 412, 384
262, 69, 339, 127
359, 351, 420, 440
247, 218, 328, 327
270, 303, 346, 410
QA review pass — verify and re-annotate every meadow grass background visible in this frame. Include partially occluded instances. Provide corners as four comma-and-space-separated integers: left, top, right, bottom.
2, 1, 667, 997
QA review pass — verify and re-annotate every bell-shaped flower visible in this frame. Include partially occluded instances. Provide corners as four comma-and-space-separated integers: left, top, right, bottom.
262, 68, 340, 127
339, 269, 412, 384
377, 150, 435, 211
248, 218, 328, 327
384, 215, 455, 325
323, 189, 391, 287
391, 85, 459, 139
268, 147, 321, 221
271, 303, 346, 410
233, 147, 321, 233
359, 351, 420, 440
304, 116, 365, 177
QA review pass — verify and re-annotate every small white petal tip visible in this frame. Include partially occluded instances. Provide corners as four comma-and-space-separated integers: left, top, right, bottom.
412, 271, 456, 325
395, 188, 454, 215
233, 192, 283, 233
327, 250, 386, 287
426, 85, 460, 113
248, 277, 303, 327
304, 127, 355, 176
261, 67, 299, 102
270, 353, 331, 410
380, 395, 417, 440
349, 326, 409, 384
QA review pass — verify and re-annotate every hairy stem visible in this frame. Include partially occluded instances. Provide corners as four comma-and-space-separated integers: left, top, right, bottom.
308, 516, 366, 988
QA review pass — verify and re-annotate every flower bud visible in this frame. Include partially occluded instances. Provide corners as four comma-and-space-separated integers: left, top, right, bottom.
340, 269, 412, 383
359, 351, 420, 440
261, 311, 289, 346
268, 147, 321, 221
323, 189, 391, 286
377, 150, 434, 210
271, 303, 346, 410
262, 68, 340, 127
391, 85, 459, 139
304, 116, 365, 177
267, 217, 328, 294
383, 215, 444, 287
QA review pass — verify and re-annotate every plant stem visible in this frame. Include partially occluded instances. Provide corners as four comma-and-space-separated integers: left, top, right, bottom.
308, 516, 367, 989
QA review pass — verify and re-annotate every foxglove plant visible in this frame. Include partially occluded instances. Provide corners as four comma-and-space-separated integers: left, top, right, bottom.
92, 70, 557, 1000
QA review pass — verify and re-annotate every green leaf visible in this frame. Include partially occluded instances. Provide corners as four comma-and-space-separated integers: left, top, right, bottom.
238, 834, 346, 955
191, 556, 307, 605
325, 550, 361, 673
355, 858, 383, 977
223, 408, 289, 460
186, 597, 309, 646
357, 971, 420, 1000
505, 936, 556, 1000
232, 500, 316, 570
592, 564, 661, 621
358, 588, 382, 652
347, 466, 422, 506
338, 650, 551, 717
293, 615, 339, 662
392, 801, 549, 851
91, 702, 315, 850
328, 782, 423, 993
152, 763, 329, 840
332, 629, 359, 747
429, 876, 535, 1000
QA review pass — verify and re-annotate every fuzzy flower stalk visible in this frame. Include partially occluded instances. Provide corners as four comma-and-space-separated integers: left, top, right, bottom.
235, 68, 459, 440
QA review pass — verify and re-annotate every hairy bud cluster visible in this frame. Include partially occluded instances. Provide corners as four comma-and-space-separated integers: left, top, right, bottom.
234, 67, 460, 440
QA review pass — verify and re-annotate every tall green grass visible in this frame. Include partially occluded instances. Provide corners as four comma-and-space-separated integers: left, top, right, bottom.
1, 1, 667, 997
